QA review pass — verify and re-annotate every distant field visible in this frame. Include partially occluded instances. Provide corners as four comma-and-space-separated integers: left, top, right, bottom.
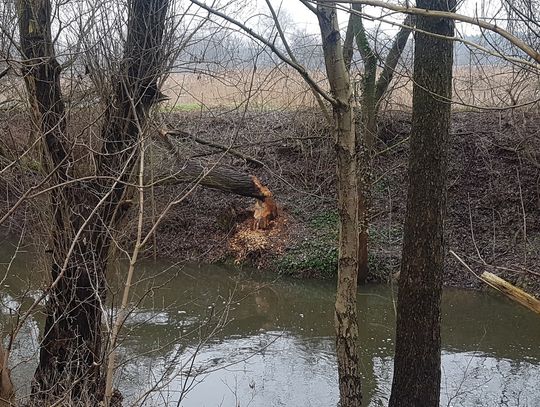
161, 66, 540, 112
162, 68, 326, 111
2, 65, 538, 112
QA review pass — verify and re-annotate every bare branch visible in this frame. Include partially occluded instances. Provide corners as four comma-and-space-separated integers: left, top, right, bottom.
189, 0, 336, 105
375, 14, 415, 109
164, 127, 264, 167
317, 0, 540, 63
263, 0, 332, 123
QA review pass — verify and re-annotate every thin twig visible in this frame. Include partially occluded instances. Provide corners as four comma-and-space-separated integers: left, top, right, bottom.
164, 127, 264, 167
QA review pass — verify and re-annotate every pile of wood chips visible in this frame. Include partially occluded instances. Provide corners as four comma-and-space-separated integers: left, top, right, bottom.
228, 209, 289, 266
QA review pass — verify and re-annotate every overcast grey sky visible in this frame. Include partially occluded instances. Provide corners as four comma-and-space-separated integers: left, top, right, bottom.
268, 0, 504, 35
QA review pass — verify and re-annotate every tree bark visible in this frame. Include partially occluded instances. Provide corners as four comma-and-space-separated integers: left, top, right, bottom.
159, 132, 278, 228
345, 6, 413, 283
350, 3, 378, 152
0, 346, 14, 407
168, 161, 269, 199
317, 4, 362, 407
18, 0, 170, 404
345, 7, 414, 149
388, 1, 455, 406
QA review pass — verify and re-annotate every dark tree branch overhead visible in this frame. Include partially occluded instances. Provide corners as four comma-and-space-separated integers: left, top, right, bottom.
343, 2, 538, 70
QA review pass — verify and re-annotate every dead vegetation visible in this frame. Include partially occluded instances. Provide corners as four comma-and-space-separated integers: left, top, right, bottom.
161, 66, 540, 113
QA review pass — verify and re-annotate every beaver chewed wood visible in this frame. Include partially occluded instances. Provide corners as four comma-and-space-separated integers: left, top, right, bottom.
251, 176, 278, 230
159, 130, 278, 229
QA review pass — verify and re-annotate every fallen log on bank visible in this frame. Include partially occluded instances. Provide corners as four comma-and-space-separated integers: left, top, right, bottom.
156, 129, 278, 229
451, 250, 540, 315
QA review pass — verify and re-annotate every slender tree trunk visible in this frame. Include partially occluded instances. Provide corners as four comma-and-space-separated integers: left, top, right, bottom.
18, 0, 170, 404
374, 14, 415, 116
344, 8, 414, 150
317, 5, 362, 407
350, 3, 378, 152
389, 1, 455, 406
344, 7, 413, 283
348, 3, 374, 284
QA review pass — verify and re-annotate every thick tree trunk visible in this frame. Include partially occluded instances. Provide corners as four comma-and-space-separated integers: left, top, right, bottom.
317, 5, 362, 407
174, 162, 269, 198
170, 161, 279, 229
18, 0, 170, 404
159, 132, 268, 199
388, 1, 455, 406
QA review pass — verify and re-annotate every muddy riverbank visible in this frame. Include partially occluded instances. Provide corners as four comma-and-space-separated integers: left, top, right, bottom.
1, 109, 540, 294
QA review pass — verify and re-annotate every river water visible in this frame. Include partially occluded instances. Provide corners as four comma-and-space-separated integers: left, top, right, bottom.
0, 243, 539, 406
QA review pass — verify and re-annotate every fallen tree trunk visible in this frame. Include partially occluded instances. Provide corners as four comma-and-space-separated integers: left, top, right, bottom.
167, 161, 267, 199
157, 130, 278, 229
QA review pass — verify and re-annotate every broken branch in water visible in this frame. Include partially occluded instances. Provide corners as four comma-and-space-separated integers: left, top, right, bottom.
450, 250, 540, 315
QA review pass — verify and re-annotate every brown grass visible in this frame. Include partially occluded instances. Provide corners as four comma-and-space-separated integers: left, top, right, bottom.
161, 66, 540, 112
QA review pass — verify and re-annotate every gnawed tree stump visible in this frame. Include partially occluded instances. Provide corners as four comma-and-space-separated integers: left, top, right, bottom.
157, 129, 278, 230
251, 176, 278, 230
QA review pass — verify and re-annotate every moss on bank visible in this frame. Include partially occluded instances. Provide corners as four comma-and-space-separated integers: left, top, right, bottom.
275, 210, 401, 282
277, 210, 338, 278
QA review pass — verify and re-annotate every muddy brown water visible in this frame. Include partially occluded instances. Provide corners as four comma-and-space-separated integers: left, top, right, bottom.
0, 243, 539, 406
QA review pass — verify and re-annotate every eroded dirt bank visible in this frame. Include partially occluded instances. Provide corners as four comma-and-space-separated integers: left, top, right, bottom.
1, 109, 540, 294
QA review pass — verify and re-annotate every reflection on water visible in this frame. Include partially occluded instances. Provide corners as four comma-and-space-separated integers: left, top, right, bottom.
0, 243, 539, 406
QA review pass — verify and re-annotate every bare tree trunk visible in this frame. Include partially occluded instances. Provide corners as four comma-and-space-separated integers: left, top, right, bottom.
349, 3, 378, 151
344, 6, 413, 283
345, 7, 414, 147
17, 0, 170, 404
170, 162, 271, 198
317, 4, 362, 407
388, 0, 455, 406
